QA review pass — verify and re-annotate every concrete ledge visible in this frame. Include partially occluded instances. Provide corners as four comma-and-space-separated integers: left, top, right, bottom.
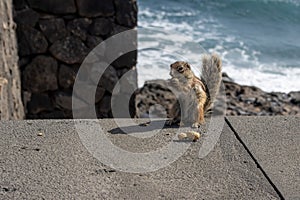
226, 116, 300, 200
1, 117, 297, 199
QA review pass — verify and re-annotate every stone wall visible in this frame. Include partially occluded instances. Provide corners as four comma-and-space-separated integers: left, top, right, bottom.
13, 0, 137, 119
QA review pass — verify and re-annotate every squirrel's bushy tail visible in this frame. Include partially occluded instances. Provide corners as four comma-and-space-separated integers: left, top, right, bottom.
201, 53, 222, 112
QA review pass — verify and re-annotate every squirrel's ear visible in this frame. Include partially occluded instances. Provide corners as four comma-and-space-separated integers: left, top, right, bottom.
185, 63, 191, 69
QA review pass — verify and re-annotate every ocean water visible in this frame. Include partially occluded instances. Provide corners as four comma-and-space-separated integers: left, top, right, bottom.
137, 0, 300, 92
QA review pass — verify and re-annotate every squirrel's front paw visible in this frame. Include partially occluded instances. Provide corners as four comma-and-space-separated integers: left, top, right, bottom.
192, 88, 198, 97
192, 122, 200, 128
170, 78, 180, 86
192, 85, 201, 95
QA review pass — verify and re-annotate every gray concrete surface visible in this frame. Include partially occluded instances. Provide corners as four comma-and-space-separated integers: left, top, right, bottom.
0, 118, 292, 199
226, 116, 300, 200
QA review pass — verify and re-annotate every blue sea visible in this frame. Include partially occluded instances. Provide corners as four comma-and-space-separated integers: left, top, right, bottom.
137, 0, 300, 92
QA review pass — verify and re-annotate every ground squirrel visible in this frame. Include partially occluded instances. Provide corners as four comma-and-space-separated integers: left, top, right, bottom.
168, 53, 222, 127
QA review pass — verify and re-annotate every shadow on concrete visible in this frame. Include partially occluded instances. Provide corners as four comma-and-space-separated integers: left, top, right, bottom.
108, 120, 183, 134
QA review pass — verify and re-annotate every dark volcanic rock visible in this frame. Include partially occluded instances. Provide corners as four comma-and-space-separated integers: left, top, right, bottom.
22, 91, 31, 114
114, 0, 137, 28
73, 80, 106, 104
23, 56, 58, 93
55, 91, 87, 110
13, 0, 27, 10
76, 0, 115, 17
117, 67, 138, 94
289, 92, 300, 105
222, 72, 234, 82
134, 76, 300, 117
39, 18, 68, 43
17, 26, 48, 56
39, 13, 58, 20
49, 36, 89, 64
86, 35, 104, 51
67, 18, 92, 41
18, 57, 31, 68
54, 92, 73, 110
89, 18, 113, 37
58, 65, 77, 89
98, 95, 112, 115
111, 24, 130, 36
112, 51, 137, 69
14, 8, 39, 27
90, 64, 119, 93
223, 80, 300, 116
107, 28, 137, 69
33, 110, 67, 119
135, 80, 177, 118
13, 0, 138, 120
27, 0, 76, 14
27, 93, 54, 114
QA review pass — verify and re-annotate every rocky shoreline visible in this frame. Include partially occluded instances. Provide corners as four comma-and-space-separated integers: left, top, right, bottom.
135, 73, 300, 117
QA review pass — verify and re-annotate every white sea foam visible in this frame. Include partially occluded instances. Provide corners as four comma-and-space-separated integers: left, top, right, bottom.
138, 26, 300, 92
137, 1, 300, 93
224, 65, 300, 93
262, 0, 300, 6
138, 50, 300, 93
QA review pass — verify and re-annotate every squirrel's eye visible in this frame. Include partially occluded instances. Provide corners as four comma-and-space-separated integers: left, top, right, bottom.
177, 66, 184, 72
